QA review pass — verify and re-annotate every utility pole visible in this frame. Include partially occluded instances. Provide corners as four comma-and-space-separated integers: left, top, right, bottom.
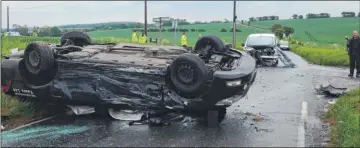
144, 0, 147, 36
7, 6, 10, 32
232, 1, 237, 48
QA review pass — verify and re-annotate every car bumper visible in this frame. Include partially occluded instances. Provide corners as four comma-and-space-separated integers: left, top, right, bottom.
184, 50, 257, 110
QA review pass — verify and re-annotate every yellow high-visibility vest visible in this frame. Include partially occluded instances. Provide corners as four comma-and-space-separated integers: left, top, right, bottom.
181, 35, 188, 46
139, 35, 147, 44
132, 32, 138, 43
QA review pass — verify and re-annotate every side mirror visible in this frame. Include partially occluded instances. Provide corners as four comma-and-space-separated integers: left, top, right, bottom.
241, 43, 245, 47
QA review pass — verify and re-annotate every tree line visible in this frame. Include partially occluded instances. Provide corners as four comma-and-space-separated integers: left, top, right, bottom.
248, 16, 280, 22
341, 12, 360, 17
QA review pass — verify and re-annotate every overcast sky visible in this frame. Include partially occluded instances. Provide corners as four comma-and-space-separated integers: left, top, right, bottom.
1, 1, 359, 27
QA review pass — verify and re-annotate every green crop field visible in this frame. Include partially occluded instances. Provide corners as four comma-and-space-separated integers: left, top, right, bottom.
87, 23, 271, 47
251, 17, 359, 45
87, 17, 359, 46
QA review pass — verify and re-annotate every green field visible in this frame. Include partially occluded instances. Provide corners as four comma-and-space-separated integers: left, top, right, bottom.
87, 17, 359, 46
252, 17, 359, 45
88, 23, 271, 47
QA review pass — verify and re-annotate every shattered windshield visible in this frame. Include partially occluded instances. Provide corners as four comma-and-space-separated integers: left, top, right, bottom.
246, 36, 275, 46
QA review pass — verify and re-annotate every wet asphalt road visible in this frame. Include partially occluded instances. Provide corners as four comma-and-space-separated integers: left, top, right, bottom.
2, 51, 359, 147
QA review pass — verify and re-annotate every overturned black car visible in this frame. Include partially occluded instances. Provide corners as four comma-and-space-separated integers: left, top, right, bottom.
1, 31, 257, 124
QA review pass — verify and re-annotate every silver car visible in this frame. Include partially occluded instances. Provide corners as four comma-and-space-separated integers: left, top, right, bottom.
242, 33, 281, 67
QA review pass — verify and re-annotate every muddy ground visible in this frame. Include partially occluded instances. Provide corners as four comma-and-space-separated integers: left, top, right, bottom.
1, 51, 359, 147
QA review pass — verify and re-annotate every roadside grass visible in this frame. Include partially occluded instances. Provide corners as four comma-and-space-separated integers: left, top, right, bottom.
290, 42, 349, 67
325, 88, 360, 147
1, 92, 35, 118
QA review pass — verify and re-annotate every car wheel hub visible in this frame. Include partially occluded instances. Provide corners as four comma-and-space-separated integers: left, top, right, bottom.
29, 50, 40, 67
177, 63, 195, 84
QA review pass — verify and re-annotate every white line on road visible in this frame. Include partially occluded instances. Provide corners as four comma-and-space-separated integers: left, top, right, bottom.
297, 101, 308, 147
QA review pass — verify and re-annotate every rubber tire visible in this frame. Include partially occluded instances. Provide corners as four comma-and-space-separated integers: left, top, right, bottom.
60, 31, 91, 47
194, 35, 227, 53
170, 53, 209, 98
24, 42, 54, 75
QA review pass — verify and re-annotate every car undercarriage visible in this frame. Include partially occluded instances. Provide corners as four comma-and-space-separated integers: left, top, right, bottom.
1, 31, 257, 125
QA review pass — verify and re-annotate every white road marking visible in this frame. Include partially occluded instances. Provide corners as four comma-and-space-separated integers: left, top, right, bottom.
297, 101, 308, 147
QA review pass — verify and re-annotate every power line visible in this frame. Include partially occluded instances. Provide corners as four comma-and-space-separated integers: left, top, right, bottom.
1, 2, 68, 11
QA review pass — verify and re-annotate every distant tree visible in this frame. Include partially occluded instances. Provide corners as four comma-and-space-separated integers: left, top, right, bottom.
271, 24, 282, 33
298, 15, 304, 19
50, 27, 61, 37
249, 17, 255, 22
198, 29, 206, 32
341, 11, 355, 17
15, 25, 29, 36
275, 28, 285, 39
358, 12, 360, 17
292, 14, 298, 19
39, 27, 51, 37
283, 26, 294, 36
269, 16, 276, 20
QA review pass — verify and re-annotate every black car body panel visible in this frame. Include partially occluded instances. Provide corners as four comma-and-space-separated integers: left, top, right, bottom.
1, 43, 257, 112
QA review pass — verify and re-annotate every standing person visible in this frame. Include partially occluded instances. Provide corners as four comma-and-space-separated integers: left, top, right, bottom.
346, 31, 360, 77
181, 32, 188, 47
139, 32, 147, 44
131, 30, 138, 43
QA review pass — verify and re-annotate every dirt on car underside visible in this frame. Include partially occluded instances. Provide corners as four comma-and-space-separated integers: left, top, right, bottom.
63, 43, 189, 67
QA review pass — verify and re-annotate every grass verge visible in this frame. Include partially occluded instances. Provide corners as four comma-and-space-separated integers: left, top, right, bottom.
290, 41, 349, 67
325, 88, 360, 147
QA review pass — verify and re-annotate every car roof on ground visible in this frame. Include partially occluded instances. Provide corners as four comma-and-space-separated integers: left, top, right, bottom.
248, 33, 276, 37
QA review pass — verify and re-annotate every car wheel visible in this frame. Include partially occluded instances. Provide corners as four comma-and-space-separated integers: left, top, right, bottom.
60, 31, 91, 47
194, 35, 227, 54
24, 42, 55, 75
169, 53, 210, 98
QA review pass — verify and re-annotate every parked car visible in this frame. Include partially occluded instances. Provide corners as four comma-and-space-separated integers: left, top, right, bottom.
1, 31, 257, 124
279, 40, 290, 51
242, 33, 282, 67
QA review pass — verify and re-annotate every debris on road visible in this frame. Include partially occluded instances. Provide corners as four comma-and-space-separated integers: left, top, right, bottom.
316, 83, 347, 97
253, 114, 265, 122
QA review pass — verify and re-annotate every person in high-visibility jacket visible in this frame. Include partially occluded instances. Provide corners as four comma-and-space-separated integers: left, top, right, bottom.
181, 32, 188, 47
131, 31, 138, 43
138, 32, 147, 44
